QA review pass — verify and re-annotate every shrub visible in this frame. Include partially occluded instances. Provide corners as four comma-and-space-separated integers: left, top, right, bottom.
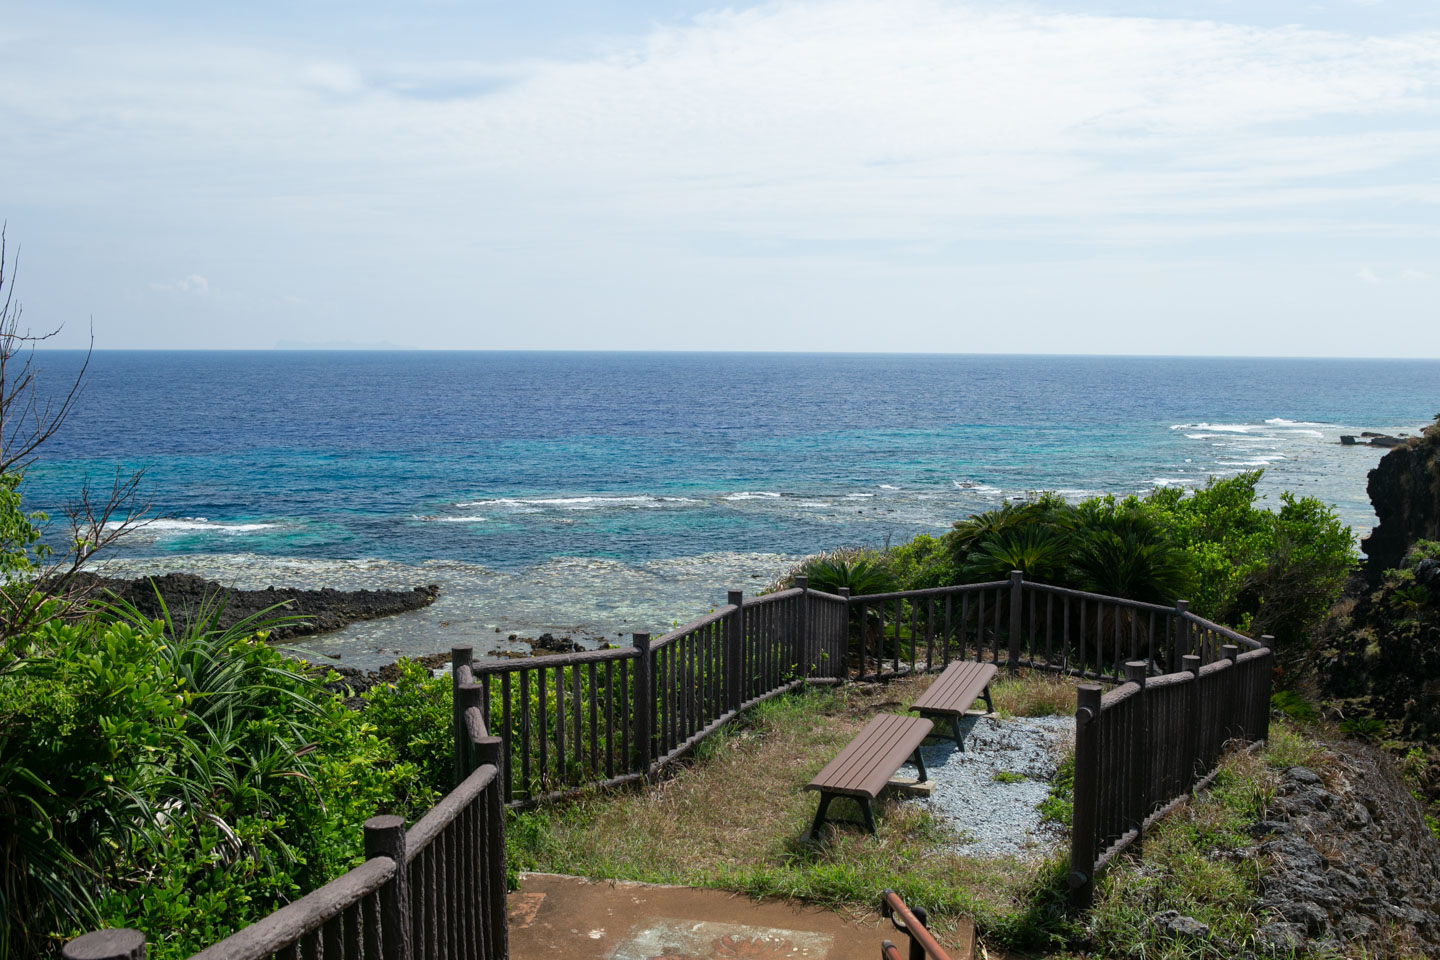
797, 552, 896, 596
362, 660, 455, 793
1, 592, 441, 960
882, 534, 954, 590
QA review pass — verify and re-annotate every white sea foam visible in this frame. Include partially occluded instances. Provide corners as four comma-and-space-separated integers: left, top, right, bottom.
428, 515, 490, 523
457, 495, 698, 511
1171, 422, 1256, 434
117, 518, 276, 534
1150, 477, 1196, 487
879, 484, 900, 490
1264, 418, 1329, 426
724, 491, 782, 501
845, 493, 875, 500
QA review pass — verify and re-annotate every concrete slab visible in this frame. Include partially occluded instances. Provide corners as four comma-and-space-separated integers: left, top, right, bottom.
508, 873, 974, 960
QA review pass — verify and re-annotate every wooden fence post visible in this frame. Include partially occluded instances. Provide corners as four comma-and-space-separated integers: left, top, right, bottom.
726, 591, 743, 709
1182, 654, 1202, 784
1008, 570, 1024, 671
838, 587, 852, 682
1221, 644, 1240, 744
452, 646, 473, 787
633, 632, 654, 776
1258, 635, 1275, 742
473, 735, 509, 960
365, 815, 412, 960
63, 930, 146, 960
1172, 601, 1189, 671
795, 575, 811, 677
1124, 661, 1148, 856
457, 678, 485, 779
1069, 684, 1103, 908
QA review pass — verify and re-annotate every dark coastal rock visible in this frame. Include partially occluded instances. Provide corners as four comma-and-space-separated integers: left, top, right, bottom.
1361, 418, 1440, 584
67, 571, 439, 641
531, 632, 582, 654
1245, 743, 1440, 958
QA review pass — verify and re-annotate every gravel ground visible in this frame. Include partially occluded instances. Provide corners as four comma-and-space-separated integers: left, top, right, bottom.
896, 714, 1074, 859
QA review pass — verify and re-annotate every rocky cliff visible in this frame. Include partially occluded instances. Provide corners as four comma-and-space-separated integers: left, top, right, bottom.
1361, 416, 1440, 584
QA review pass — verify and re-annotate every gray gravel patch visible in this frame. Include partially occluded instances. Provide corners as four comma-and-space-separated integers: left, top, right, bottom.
896, 714, 1074, 859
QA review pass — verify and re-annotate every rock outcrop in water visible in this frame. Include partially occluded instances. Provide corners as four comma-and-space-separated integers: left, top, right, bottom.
68, 572, 439, 640
1361, 417, 1440, 585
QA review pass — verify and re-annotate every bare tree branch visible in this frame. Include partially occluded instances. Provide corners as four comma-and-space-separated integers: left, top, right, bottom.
0, 222, 148, 645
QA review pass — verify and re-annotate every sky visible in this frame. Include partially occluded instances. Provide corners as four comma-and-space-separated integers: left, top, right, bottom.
2, 0, 1438, 354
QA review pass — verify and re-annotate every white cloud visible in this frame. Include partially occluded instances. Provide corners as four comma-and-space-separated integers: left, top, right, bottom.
151, 274, 210, 296
301, 62, 366, 97
1356, 266, 1382, 285
8, 1, 1440, 239
4, 1, 1440, 352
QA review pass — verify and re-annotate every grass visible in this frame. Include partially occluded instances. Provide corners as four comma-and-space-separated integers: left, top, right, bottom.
507, 675, 1073, 954
990, 669, 1082, 718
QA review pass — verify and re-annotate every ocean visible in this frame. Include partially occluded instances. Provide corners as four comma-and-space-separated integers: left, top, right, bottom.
21, 351, 1439, 668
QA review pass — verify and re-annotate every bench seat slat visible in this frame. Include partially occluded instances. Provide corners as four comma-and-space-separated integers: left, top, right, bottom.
806, 714, 933, 800
910, 661, 997, 717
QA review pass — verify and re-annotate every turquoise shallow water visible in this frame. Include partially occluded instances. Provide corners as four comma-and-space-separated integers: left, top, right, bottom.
21, 351, 1438, 667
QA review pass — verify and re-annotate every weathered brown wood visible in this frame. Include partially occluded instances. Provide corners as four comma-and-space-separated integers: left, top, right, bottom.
555, 663, 567, 784
909, 661, 997, 749
589, 661, 600, 778
806, 714, 934, 800
632, 633, 653, 775
1008, 570, 1023, 669
467, 644, 635, 677
63, 930, 147, 960
1069, 685, 1102, 908
520, 669, 532, 799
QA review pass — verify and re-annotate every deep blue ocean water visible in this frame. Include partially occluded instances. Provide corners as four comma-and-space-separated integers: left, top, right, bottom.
20, 351, 1440, 666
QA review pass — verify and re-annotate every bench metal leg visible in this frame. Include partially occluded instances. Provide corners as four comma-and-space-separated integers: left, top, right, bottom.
860, 796, 877, 834
809, 793, 834, 839
911, 747, 928, 783
981, 684, 994, 714
950, 716, 965, 751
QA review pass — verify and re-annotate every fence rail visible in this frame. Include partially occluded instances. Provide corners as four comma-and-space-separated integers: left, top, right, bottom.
68, 570, 1273, 958
1067, 643, 1273, 907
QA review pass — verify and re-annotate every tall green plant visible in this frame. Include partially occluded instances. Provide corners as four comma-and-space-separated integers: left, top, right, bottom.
1067, 500, 1193, 604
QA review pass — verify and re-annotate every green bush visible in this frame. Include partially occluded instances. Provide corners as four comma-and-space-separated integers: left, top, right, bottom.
0, 595, 442, 960
881, 534, 954, 590
866, 472, 1355, 657
362, 660, 455, 793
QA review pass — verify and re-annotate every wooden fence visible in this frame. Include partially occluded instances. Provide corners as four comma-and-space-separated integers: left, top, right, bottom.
1067, 642, 1273, 907
464, 579, 850, 808
65, 680, 510, 960
67, 571, 1271, 957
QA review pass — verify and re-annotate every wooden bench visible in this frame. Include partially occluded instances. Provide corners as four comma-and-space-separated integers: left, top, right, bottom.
909, 661, 997, 750
805, 713, 933, 837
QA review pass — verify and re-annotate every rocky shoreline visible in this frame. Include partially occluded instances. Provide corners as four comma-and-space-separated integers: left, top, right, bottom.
69, 571, 441, 641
